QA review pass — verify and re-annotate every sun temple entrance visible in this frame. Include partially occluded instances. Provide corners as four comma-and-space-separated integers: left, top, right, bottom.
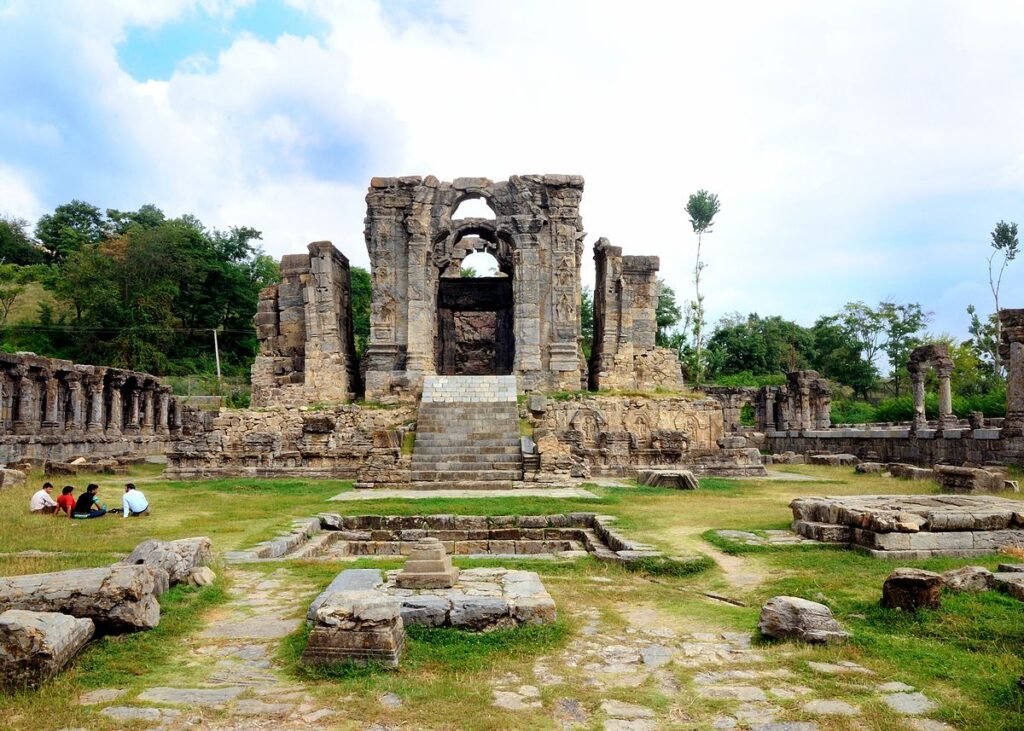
436, 270, 514, 376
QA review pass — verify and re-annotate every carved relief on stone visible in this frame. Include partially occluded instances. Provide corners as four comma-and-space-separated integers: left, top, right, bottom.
570, 407, 604, 446
556, 256, 575, 288
555, 292, 574, 323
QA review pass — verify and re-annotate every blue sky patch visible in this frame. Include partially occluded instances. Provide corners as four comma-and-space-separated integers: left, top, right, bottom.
117, 1, 326, 81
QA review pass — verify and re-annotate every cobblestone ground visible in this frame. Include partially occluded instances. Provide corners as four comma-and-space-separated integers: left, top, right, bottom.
75, 568, 955, 730
491, 592, 953, 731
80, 569, 335, 730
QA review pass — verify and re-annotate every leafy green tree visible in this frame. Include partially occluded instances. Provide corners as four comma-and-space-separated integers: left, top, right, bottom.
877, 301, 929, 396
0, 216, 46, 265
809, 315, 878, 399
580, 286, 594, 359
351, 266, 371, 357
684, 189, 720, 384
0, 264, 25, 327
34, 200, 108, 264
966, 304, 998, 373
107, 204, 166, 234
705, 312, 814, 378
655, 279, 681, 346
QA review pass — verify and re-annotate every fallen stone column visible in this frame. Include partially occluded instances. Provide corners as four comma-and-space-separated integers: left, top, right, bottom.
0, 609, 94, 688
301, 590, 404, 668
120, 537, 212, 586
0, 565, 164, 632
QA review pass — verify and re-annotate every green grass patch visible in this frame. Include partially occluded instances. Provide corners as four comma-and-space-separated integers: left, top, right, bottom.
623, 554, 715, 577
401, 431, 416, 455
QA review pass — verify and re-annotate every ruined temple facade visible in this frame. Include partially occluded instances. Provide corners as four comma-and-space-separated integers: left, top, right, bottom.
588, 238, 685, 392
361, 175, 588, 399
251, 242, 359, 408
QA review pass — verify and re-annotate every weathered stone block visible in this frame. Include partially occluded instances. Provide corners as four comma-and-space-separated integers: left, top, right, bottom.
0, 565, 163, 633
120, 537, 212, 586
881, 568, 942, 611
302, 590, 404, 668
0, 610, 94, 688
757, 596, 850, 644
449, 596, 512, 631
941, 566, 994, 593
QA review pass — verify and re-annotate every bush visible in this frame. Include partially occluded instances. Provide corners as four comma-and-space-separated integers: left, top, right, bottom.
710, 371, 786, 387
830, 399, 877, 424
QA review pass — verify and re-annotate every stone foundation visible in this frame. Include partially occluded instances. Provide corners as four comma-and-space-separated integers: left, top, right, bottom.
791, 494, 1024, 559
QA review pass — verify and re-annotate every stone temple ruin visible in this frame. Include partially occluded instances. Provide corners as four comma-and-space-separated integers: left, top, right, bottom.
169, 174, 757, 484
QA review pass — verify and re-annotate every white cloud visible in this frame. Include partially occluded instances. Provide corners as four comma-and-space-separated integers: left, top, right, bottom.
3, 0, 1024, 337
0, 165, 43, 221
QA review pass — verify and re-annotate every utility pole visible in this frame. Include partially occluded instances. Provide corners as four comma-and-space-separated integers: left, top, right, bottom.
212, 329, 222, 382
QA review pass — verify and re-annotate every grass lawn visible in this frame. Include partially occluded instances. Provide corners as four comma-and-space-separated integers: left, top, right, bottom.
0, 464, 1022, 729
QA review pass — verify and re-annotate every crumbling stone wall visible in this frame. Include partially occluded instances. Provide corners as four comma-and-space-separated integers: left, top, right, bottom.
1000, 308, 1024, 437
526, 394, 730, 478
756, 371, 832, 431
252, 242, 359, 407
165, 404, 416, 479
362, 175, 588, 400
588, 238, 685, 392
0, 352, 184, 464
705, 386, 758, 432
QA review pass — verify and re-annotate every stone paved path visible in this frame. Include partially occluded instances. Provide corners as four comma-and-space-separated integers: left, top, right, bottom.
490, 596, 955, 731
84, 568, 336, 730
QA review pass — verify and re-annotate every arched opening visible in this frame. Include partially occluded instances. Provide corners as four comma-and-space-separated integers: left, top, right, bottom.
452, 195, 495, 220
435, 229, 514, 376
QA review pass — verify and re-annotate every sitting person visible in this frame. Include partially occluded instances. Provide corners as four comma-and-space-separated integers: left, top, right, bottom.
122, 482, 149, 518
72, 483, 107, 519
56, 485, 76, 517
29, 482, 58, 514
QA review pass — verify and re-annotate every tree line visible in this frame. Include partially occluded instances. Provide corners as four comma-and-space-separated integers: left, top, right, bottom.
0, 201, 278, 376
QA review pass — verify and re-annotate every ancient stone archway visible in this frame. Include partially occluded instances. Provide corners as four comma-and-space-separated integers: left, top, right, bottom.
908, 344, 957, 435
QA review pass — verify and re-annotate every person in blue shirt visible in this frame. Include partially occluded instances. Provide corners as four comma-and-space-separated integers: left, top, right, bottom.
122, 483, 149, 518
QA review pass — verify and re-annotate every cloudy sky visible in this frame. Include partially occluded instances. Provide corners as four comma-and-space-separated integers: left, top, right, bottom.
1, 0, 1023, 339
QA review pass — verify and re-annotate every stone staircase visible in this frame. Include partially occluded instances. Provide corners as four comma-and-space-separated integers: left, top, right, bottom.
410, 375, 524, 489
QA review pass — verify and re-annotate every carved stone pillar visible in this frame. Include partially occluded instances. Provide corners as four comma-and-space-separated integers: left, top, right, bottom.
910, 369, 926, 434
935, 363, 956, 433
41, 371, 61, 434
156, 386, 171, 435
106, 374, 126, 436
999, 309, 1024, 437
171, 398, 183, 436
64, 373, 84, 432
85, 373, 106, 434
124, 384, 141, 435
140, 383, 156, 435
13, 367, 36, 435
0, 368, 12, 434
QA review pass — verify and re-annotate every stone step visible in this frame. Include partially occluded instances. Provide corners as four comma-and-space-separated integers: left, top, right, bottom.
408, 469, 523, 482
410, 455, 522, 465
413, 436, 521, 447
408, 480, 519, 491
405, 458, 520, 468
411, 445, 522, 455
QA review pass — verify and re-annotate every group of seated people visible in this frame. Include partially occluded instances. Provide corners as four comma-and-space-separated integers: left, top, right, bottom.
29, 481, 150, 519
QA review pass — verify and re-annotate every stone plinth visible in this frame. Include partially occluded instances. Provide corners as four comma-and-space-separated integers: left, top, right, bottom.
301, 590, 404, 668
395, 537, 458, 589
0, 609, 94, 688
791, 494, 1024, 559
934, 465, 1009, 493
0, 564, 164, 632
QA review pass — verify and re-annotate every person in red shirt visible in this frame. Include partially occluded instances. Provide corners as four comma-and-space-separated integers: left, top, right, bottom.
56, 485, 76, 518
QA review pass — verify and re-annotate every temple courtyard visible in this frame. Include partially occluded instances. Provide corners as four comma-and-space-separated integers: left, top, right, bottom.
1, 463, 1022, 731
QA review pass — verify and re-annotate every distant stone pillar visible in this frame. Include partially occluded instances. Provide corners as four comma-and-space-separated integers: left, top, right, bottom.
171, 398, 183, 436
156, 386, 171, 435
910, 369, 926, 435
41, 372, 61, 434
124, 384, 141, 434
999, 309, 1024, 437
0, 368, 13, 434
65, 374, 84, 432
935, 362, 956, 434
106, 374, 126, 436
141, 383, 156, 435
85, 373, 106, 434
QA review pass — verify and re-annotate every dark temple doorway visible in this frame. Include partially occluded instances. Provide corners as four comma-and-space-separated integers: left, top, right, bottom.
436, 277, 514, 375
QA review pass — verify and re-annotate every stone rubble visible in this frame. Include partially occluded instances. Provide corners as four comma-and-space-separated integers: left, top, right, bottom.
882, 568, 943, 611
0, 609, 94, 688
757, 596, 851, 644
120, 536, 212, 586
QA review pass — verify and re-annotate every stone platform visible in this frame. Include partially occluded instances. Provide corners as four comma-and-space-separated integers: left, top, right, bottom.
307, 567, 556, 634
791, 494, 1024, 558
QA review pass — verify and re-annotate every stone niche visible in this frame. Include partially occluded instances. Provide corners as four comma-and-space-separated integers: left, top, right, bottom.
362, 175, 588, 400
588, 238, 685, 392
252, 241, 359, 408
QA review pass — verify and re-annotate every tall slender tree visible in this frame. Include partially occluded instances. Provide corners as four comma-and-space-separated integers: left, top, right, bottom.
684, 189, 720, 384
987, 220, 1018, 374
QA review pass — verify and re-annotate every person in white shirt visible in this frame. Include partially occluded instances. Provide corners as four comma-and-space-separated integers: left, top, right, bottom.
29, 482, 58, 514
122, 483, 149, 518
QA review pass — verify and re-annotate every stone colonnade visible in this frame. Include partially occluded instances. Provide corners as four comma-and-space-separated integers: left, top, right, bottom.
907, 344, 957, 435
757, 371, 832, 432
0, 352, 182, 438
